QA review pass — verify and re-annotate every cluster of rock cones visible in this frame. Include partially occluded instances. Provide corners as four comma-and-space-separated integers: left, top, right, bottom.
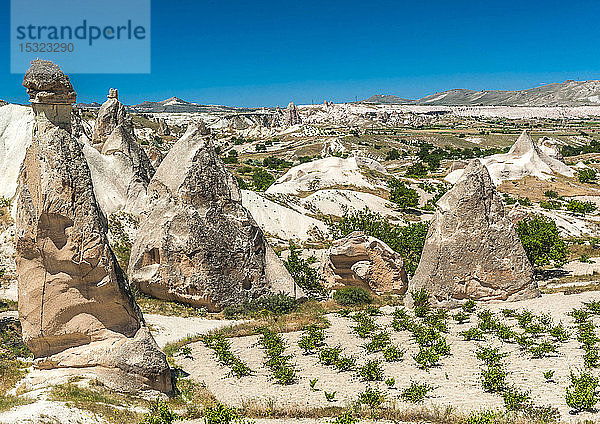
14, 60, 301, 393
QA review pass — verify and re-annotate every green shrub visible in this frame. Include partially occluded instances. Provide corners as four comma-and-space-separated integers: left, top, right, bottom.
565, 370, 599, 412
363, 332, 390, 353
328, 210, 428, 275
383, 345, 405, 362
453, 311, 470, 324
461, 327, 484, 341
405, 162, 428, 178
567, 199, 597, 215
257, 328, 296, 385
516, 215, 568, 267
543, 370, 555, 382
330, 410, 358, 424
481, 365, 507, 393
502, 386, 531, 411
462, 299, 476, 313
324, 391, 337, 402
385, 377, 395, 388
140, 398, 178, 424
298, 325, 326, 354
466, 410, 505, 424
528, 341, 557, 359
357, 386, 386, 409
222, 293, 297, 318
333, 287, 373, 306
358, 359, 384, 381
201, 334, 253, 378
413, 346, 440, 370
203, 403, 253, 424
401, 381, 433, 403
578, 168, 597, 183
319, 346, 342, 366
251, 168, 274, 191
475, 346, 506, 366
389, 178, 419, 210
283, 243, 326, 298
334, 355, 356, 372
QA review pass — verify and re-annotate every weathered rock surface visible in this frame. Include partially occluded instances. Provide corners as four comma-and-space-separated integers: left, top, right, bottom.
322, 231, 408, 294
16, 60, 171, 393
83, 91, 155, 216
157, 117, 170, 136
23, 60, 76, 104
129, 123, 301, 311
92, 88, 132, 145
408, 159, 538, 307
284, 101, 302, 126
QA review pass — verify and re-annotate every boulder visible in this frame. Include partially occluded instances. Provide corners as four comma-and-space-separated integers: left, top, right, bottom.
322, 231, 408, 294
129, 123, 301, 311
16, 60, 171, 393
92, 88, 133, 145
408, 159, 538, 308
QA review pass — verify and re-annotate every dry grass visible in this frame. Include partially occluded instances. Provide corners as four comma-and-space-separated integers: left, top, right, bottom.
134, 295, 209, 318
497, 175, 599, 203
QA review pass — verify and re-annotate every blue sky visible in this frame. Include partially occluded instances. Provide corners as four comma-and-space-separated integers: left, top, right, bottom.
1, 0, 600, 106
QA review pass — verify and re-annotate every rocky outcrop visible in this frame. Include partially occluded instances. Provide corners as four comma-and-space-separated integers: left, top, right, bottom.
322, 231, 408, 294
408, 159, 538, 308
129, 123, 301, 311
157, 118, 170, 136
16, 60, 171, 393
92, 88, 132, 145
284, 102, 302, 126
446, 130, 575, 185
83, 90, 155, 216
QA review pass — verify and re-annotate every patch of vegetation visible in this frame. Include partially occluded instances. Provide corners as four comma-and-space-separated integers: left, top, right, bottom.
201, 334, 253, 377
251, 168, 275, 191
222, 293, 298, 319
140, 398, 178, 424
333, 287, 373, 306
567, 199, 597, 215
283, 243, 326, 298
389, 178, 419, 210
203, 402, 254, 424
578, 168, 598, 184
401, 381, 433, 403
328, 209, 429, 275
565, 370, 599, 413
516, 215, 568, 267
298, 325, 326, 354
358, 359, 384, 381
257, 328, 297, 385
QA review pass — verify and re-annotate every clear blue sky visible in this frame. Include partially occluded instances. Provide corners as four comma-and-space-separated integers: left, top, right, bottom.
2, 0, 600, 107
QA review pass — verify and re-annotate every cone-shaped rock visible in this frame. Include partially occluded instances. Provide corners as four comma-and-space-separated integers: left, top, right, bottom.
129, 123, 301, 311
92, 88, 133, 145
408, 159, 538, 307
16, 60, 171, 393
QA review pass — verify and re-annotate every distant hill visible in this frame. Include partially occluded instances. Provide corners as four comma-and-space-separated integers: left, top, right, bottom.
363, 80, 600, 107
76, 101, 101, 108
361, 95, 415, 105
127, 96, 258, 113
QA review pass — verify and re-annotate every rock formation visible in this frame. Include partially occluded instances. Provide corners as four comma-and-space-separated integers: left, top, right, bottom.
83, 89, 155, 216
445, 130, 575, 185
16, 60, 171, 393
322, 231, 407, 294
408, 159, 538, 308
129, 123, 301, 311
157, 118, 170, 136
92, 88, 132, 145
283, 101, 302, 126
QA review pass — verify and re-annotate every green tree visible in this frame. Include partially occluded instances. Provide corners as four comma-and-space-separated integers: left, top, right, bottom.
405, 162, 428, 178
389, 178, 419, 210
578, 168, 597, 184
516, 215, 567, 267
282, 243, 325, 298
252, 168, 275, 192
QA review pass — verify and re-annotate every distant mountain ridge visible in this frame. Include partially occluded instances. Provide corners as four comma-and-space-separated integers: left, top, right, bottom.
363, 80, 600, 107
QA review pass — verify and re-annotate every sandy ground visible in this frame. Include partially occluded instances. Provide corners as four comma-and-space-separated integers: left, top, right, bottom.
144, 313, 240, 348
176, 292, 600, 423
0, 400, 105, 424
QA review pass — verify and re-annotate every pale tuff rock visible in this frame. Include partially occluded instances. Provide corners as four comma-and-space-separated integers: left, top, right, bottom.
408, 160, 538, 308
157, 117, 170, 136
321, 139, 346, 157
284, 101, 302, 126
15, 61, 171, 393
129, 123, 301, 311
83, 91, 155, 216
322, 231, 408, 294
538, 136, 564, 160
0, 105, 34, 200
92, 88, 133, 144
445, 130, 575, 185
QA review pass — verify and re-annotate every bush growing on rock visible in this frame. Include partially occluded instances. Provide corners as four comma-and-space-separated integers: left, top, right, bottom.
283, 243, 326, 298
516, 215, 567, 267
566, 370, 599, 412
